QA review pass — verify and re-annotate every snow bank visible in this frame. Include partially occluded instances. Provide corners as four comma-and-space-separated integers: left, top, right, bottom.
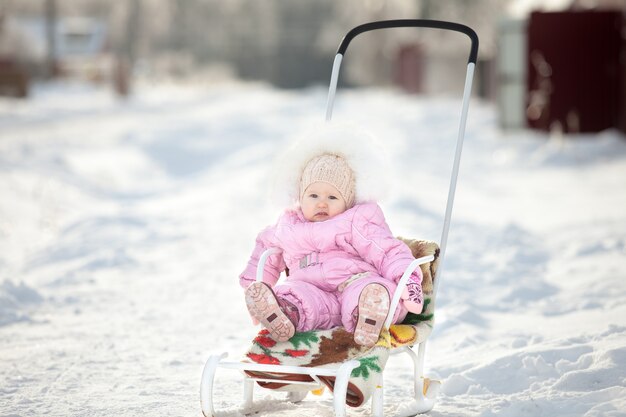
0, 280, 43, 326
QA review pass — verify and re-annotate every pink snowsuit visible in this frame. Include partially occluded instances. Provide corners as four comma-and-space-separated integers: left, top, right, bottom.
239, 202, 422, 332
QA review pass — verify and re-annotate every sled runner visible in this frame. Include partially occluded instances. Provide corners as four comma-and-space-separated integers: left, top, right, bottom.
200, 19, 478, 417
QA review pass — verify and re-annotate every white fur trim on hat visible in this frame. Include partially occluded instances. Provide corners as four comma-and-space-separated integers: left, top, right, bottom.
269, 121, 390, 208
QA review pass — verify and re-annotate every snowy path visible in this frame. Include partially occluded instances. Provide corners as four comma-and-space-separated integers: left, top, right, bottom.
1, 82, 625, 416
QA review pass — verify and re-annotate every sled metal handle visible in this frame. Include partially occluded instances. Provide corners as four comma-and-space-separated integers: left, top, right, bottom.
336, 19, 478, 64
256, 247, 282, 283
326, 19, 478, 121
386, 255, 435, 329
325, 19, 479, 306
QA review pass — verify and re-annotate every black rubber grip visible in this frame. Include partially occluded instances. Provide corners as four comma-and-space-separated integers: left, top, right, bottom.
337, 19, 479, 64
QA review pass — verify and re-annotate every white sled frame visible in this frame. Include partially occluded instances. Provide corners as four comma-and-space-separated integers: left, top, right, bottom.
201, 19, 477, 417
201, 249, 436, 417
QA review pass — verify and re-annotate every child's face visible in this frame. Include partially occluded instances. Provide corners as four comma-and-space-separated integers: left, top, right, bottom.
300, 181, 347, 222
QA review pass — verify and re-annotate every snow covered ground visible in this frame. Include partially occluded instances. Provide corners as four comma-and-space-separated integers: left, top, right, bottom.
1, 81, 625, 417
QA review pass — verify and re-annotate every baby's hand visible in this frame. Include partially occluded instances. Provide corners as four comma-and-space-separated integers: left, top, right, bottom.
401, 274, 423, 314
250, 315, 260, 326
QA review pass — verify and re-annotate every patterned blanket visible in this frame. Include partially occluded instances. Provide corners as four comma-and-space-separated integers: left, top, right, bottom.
243, 239, 439, 407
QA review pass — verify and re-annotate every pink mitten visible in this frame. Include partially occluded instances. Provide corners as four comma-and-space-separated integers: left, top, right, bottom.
401, 273, 424, 313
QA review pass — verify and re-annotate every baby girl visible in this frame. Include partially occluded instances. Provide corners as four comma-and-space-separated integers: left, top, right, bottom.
239, 127, 423, 347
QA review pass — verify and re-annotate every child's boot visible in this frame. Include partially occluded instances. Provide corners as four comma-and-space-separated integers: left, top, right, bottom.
353, 283, 390, 347
245, 282, 296, 342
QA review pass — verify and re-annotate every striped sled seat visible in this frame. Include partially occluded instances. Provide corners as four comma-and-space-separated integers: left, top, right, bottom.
200, 238, 441, 417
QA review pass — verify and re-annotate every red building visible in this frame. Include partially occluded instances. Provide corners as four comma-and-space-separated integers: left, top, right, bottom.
526, 10, 626, 133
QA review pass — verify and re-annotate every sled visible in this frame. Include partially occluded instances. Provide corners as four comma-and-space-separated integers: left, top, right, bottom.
200, 19, 478, 417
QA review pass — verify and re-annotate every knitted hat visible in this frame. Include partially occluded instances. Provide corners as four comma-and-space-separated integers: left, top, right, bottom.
299, 153, 356, 208
269, 122, 389, 210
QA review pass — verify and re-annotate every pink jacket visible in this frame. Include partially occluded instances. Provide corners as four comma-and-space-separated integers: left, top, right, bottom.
239, 202, 421, 292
